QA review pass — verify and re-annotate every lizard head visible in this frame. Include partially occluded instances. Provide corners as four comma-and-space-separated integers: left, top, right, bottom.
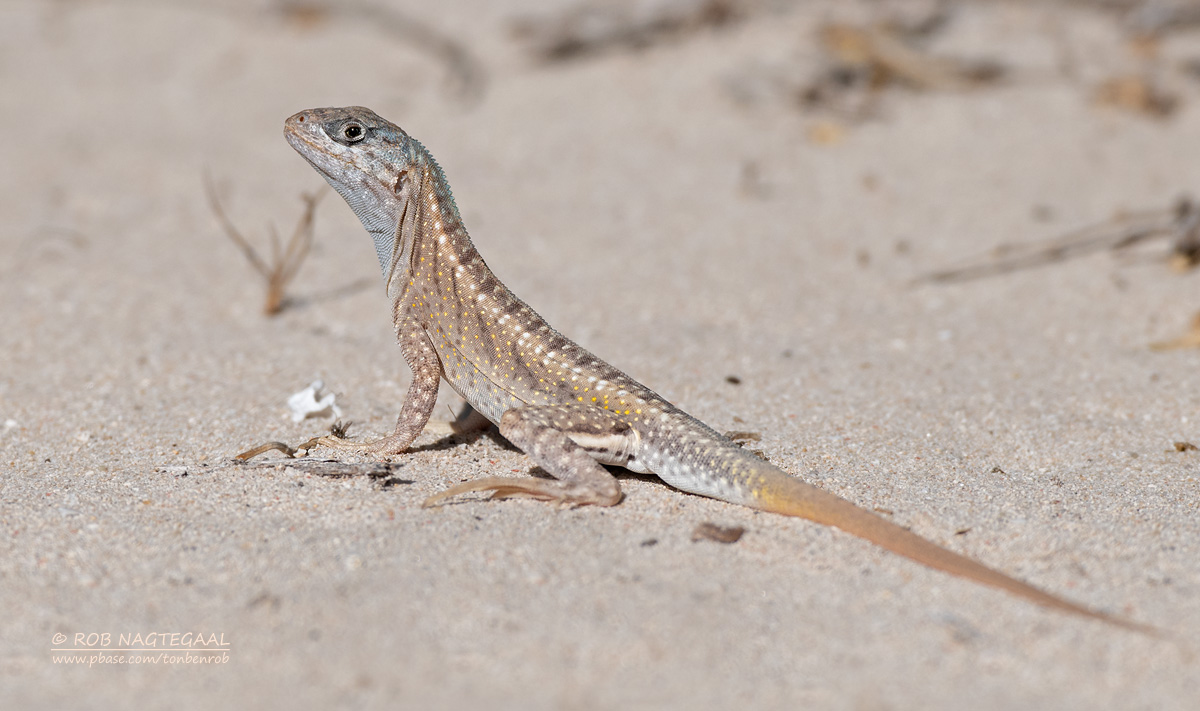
284, 106, 422, 282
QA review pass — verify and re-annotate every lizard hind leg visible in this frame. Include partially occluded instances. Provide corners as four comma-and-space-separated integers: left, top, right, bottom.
423, 404, 632, 508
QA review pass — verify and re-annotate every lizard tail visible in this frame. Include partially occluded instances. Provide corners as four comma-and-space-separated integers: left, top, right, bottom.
749, 468, 1157, 634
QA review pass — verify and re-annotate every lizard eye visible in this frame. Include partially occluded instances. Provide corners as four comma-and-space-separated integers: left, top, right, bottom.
341, 123, 365, 142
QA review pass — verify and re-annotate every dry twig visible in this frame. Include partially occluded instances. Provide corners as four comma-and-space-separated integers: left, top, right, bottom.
1094, 74, 1179, 117
275, 1, 485, 103
917, 196, 1200, 284
818, 21, 1003, 92
797, 8, 1004, 121
205, 174, 324, 315
1150, 310, 1200, 350
512, 0, 745, 62
691, 522, 746, 543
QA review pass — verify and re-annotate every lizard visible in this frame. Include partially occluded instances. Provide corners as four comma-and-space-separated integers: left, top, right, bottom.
267, 105, 1153, 633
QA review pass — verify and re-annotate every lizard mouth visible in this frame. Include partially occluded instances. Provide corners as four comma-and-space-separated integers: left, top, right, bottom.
284, 124, 321, 159
284, 126, 345, 184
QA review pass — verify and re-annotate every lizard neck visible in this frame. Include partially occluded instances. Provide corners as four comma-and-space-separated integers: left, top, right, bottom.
385, 150, 478, 300
393, 158, 506, 324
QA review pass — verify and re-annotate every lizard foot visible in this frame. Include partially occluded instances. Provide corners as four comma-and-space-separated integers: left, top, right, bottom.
308, 433, 412, 457
236, 433, 408, 460
423, 476, 622, 508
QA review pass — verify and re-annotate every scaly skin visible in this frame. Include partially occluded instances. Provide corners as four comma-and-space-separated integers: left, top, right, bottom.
280, 106, 1153, 633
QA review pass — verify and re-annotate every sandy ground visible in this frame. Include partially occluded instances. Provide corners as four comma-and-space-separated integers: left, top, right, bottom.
2, 0, 1199, 708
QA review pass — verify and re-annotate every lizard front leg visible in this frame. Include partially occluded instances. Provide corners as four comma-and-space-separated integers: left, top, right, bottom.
423, 404, 636, 507
316, 317, 442, 456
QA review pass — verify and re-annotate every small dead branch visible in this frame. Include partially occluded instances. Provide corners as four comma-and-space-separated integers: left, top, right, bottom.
1150, 310, 1200, 350
723, 430, 762, 444
1094, 74, 1179, 118
1121, 1, 1200, 40
511, 0, 746, 62
275, 1, 485, 103
797, 11, 1004, 121
917, 196, 1200, 284
205, 173, 323, 316
818, 22, 1004, 93
691, 522, 746, 543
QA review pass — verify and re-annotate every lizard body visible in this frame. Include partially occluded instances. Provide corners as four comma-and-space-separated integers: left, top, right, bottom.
282, 106, 1150, 632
